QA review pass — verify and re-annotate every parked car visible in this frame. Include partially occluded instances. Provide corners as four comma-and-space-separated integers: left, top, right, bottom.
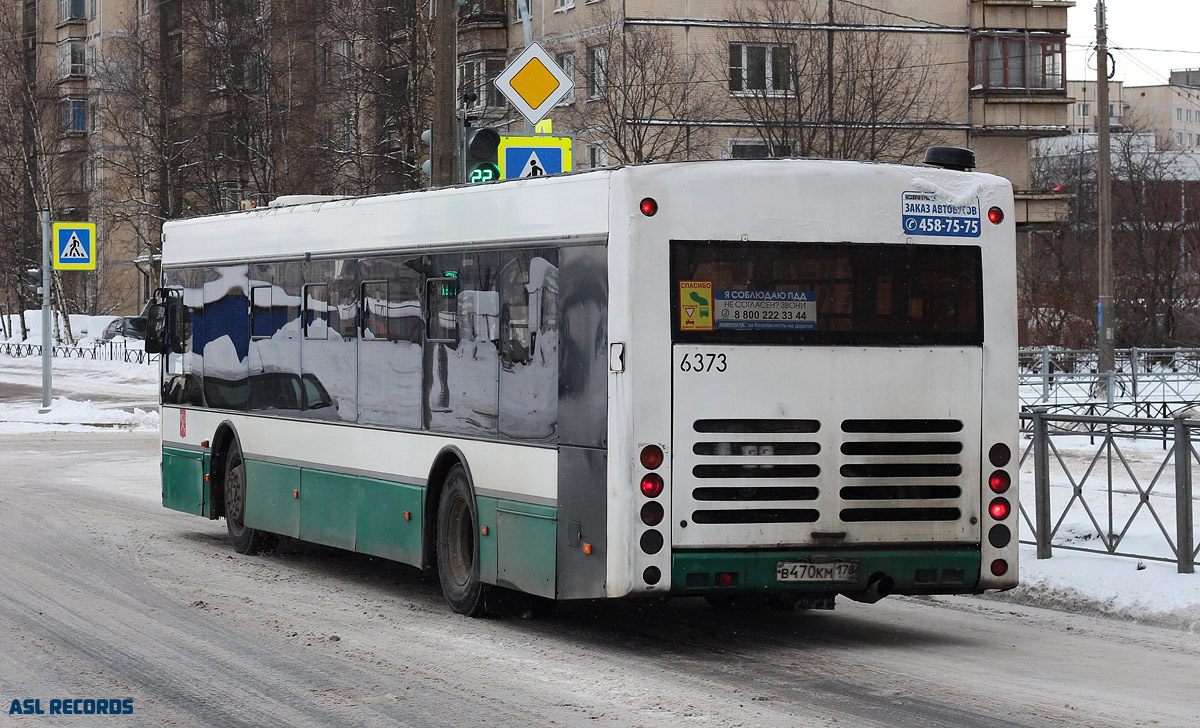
101, 316, 147, 341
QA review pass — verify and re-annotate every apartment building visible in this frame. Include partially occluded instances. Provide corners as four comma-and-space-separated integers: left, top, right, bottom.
9, 1, 1074, 315
1124, 70, 1200, 151
459, 0, 1074, 228
1065, 80, 1126, 134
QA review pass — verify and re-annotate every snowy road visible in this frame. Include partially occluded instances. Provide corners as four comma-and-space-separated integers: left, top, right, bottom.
1, 432, 1198, 727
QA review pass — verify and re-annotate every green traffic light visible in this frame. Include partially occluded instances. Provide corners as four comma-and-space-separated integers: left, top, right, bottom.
468, 163, 500, 184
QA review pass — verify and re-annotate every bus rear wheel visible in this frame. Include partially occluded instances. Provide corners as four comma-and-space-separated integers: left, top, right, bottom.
224, 441, 276, 555
436, 465, 488, 616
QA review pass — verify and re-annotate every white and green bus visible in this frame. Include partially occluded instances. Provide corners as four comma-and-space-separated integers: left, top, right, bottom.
149, 154, 1019, 616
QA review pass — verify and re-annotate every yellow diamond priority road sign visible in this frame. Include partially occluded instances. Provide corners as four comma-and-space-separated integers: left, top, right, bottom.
494, 42, 575, 127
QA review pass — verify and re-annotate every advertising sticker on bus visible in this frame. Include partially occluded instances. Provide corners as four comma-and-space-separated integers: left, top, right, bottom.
679, 281, 713, 331
714, 290, 817, 330
901, 191, 981, 238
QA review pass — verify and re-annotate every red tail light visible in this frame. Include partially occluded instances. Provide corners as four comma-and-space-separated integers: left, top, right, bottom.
989, 471, 1011, 493
640, 473, 664, 498
990, 559, 1009, 577
989, 497, 1011, 520
640, 445, 664, 470
716, 572, 736, 587
988, 207, 1004, 224
640, 198, 658, 216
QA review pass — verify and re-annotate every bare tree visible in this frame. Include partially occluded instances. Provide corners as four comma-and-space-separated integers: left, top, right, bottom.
717, 0, 954, 162
310, 0, 435, 194
0, 2, 77, 341
1030, 128, 1200, 347
561, 6, 718, 164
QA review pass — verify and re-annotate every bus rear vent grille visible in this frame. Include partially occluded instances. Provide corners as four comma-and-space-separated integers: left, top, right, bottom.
837, 418, 964, 524
689, 419, 822, 524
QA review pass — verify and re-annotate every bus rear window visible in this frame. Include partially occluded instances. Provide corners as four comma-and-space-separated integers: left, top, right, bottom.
670, 241, 982, 346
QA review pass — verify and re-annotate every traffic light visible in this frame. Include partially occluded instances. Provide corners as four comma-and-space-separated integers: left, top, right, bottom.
463, 124, 500, 184
421, 127, 433, 179
23, 267, 43, 299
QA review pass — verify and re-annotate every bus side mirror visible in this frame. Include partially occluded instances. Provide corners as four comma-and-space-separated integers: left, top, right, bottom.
145, 303, 169, 354
168, 303, 187, 353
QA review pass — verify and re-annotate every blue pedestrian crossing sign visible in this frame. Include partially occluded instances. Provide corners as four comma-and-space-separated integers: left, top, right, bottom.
498, 135, 573, 180
52, 222, 97, 271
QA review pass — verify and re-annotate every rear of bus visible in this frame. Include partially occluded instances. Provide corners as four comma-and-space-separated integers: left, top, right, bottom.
606, 158, 1018, 604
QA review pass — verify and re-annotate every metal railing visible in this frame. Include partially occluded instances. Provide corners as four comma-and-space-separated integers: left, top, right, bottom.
1020, 347, 1200, 411
0, 341, 158, 365
1021, 409, 1198, 573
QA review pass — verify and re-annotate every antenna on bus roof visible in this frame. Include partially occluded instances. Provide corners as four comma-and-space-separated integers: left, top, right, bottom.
923, 146, 976, 172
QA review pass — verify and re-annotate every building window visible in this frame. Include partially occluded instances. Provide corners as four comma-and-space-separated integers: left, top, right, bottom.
1189, 109, 1194, 123
555, 52, 575, 105
63, 98, 87, 133
586, 46, 606, 99
1078, 103, 1090, 118
555, 0, 574, 10
461, 58, 505, 108
338, 39, 354, 79
728, 43, 792, 94
58, 0, 85, 23
1178, 132, 1184, 145
57, 41, 86, 79
729, 140, 791, 159
141, 0, 150, 14
90, 97, 99, 133
586, 142, 607, 168
970, 36, 1064, 90
1178, 108, 1184, 121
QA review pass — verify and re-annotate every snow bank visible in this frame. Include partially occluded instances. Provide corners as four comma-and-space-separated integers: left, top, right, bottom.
0, 397, 159, 433
987, 544, 1200, 632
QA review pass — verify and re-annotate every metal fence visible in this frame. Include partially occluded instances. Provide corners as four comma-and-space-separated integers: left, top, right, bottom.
1020, 347, 1200, 410
0, 341, 158, 365
1020, 409, 1198, 573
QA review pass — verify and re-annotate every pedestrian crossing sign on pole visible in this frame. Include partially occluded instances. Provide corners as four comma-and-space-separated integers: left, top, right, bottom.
498, 135, 573, 180
52, 222, 97, 271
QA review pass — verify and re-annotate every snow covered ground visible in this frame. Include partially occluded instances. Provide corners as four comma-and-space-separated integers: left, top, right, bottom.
1, 351, 1198, 631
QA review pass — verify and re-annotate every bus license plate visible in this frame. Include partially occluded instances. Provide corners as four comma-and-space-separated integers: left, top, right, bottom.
776, 561, 858, 583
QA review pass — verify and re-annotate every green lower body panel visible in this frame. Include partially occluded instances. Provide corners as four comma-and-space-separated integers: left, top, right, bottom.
162, 448, 206, 516
166, 449, 558, 596
670, 548, 982, 595
244, 460, 301, 538
496, 500, 557, 599
356, 478, 423, 564
300, 469, 358, 551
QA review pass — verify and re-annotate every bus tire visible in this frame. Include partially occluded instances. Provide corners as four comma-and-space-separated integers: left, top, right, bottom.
436, 465, 489, 616
224, 441, 276, 555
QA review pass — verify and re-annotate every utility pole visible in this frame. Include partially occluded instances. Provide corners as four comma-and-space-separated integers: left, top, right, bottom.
432, 0, 456, 186
1096, 1, 1115, 374
39, 210, 52, 413
827, 0, 834, 158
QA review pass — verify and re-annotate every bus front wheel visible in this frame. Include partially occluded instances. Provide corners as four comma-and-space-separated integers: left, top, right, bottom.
224, 441, 276, 555
436, 465, 488, 616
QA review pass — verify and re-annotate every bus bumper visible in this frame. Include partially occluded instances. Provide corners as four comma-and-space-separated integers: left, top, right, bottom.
669, 547, 983, 596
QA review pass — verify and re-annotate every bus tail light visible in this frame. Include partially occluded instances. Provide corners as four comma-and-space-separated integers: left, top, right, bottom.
716, 572, 737, 587
989, 470, 1011, 493
640, 444, 664, 470
641, 501, 664, 526
989, 498, 1010, 520
639, 198, 658, 216
643, 566, 661, 585
988, 207, 1004, 224
640, 473, 664, 498
989, 443, 1011, 467
990, 559, 1009, 577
